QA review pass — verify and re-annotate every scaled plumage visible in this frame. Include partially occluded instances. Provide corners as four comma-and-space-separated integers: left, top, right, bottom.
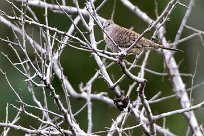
103, 20, 182, 54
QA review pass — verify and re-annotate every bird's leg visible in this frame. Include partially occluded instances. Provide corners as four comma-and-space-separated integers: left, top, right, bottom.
118, 50, 127, 60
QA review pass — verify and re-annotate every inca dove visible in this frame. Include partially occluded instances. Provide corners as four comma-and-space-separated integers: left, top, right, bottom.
103, 20, 182, 54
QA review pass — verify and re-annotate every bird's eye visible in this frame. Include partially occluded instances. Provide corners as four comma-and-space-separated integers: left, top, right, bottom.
103, 21, 112, 28
106, 22, 111, 27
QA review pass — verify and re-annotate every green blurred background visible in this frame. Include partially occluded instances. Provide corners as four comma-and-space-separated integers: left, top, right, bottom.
0, 0, 204, 135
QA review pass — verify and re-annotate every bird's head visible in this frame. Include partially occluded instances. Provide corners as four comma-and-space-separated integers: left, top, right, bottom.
103, 20, 114, 32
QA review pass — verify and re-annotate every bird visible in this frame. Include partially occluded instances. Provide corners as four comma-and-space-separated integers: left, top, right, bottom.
102, 20, 182, 55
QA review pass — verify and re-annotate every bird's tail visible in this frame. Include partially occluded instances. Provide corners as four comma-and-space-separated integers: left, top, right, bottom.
152, 42, 183, 52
